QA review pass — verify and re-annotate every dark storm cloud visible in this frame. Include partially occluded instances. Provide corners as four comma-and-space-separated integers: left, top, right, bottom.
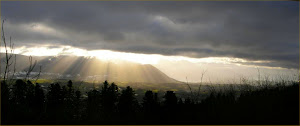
1, 1, 299, 69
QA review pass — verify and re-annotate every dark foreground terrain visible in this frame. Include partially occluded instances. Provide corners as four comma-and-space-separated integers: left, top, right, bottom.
1, 79, 299, 125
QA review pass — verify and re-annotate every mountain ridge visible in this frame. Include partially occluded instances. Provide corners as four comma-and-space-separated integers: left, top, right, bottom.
0, 53, 180, 83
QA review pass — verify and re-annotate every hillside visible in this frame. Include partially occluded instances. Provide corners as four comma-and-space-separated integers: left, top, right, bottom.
0, 53, 179, 83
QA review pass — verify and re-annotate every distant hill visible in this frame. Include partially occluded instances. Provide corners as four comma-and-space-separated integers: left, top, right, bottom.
0, 53, 179, 83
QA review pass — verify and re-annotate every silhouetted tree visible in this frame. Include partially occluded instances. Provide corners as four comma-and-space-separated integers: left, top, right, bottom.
100, 81, 119, 120
86, 89, 101, 121
26, 80, 35, 108
64, 80, 76, 121
8, 80, 36, 123
67, 80, 73, 88
164, 91, 177, 106
12, 79, 27, 105
33, 83, 45, 120
118, 86, 139, 119
74, 90, 82, 120
143, 91, 155, 112
163, 91, 178, 121
142, 91, 160, 121
46, 83, 65, 121
1, 81, 10, 124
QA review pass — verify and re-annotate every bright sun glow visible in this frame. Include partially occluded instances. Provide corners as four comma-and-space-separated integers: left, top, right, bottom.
88, 50, 161, 64
0, 45, 270, 66
0, 45, 296, 83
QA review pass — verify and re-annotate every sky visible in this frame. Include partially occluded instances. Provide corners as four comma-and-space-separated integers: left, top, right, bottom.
1, 1, 299, 82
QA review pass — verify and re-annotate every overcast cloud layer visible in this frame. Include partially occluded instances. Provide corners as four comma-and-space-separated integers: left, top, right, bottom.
1, 1, 299, 69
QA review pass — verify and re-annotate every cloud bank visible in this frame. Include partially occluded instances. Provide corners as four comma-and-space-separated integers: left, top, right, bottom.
1, 1, 299, 69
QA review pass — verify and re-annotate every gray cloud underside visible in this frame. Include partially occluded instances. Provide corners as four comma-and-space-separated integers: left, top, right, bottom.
1, 1, 299, 69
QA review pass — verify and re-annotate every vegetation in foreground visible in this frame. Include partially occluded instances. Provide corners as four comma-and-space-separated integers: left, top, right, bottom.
1, 79, 299, 125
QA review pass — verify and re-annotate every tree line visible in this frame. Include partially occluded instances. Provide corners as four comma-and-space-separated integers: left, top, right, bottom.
1, 79, 299, 125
